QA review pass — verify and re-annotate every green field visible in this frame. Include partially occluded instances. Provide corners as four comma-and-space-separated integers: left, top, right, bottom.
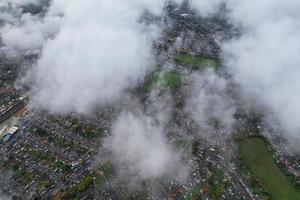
143, 71, 182, 92
175, 54, 219, 70
239, 137, 300, 200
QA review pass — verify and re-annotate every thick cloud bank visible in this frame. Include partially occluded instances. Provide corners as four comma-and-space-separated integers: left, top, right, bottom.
222, 1, 300, 149
32, 0, 174, 113
1, 0, 223, 113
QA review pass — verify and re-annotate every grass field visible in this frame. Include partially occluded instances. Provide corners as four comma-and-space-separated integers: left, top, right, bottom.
239, 137, 300, 200
175, 54, 219, 70
143, 71, 182, 92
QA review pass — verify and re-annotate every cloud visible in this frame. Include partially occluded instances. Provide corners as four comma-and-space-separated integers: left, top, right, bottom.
29, 0, 181, 113
185, 70, 236, 143
0, 0, 185, 113
1, 13, 61, 52
187, 0, 300, 149
189, 0, 222, 17
104, 111, 186, 182
0, 0, 40, 9
2, 0, 300, 179
0, 0, 61, 56
222, 0, 300, 149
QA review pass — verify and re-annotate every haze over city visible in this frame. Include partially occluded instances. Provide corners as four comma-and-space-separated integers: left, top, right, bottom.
0, 0, 300, 200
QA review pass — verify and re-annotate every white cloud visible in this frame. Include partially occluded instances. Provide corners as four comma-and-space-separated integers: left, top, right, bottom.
0, 0, 62, 55
222, 0, 300, 149
0, 0, 40, 7
104, 111, 185, 180
1, 13, 61, 51
189, 0, 222, 17
186, 70, 236, 143
30, 0, 175, 113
